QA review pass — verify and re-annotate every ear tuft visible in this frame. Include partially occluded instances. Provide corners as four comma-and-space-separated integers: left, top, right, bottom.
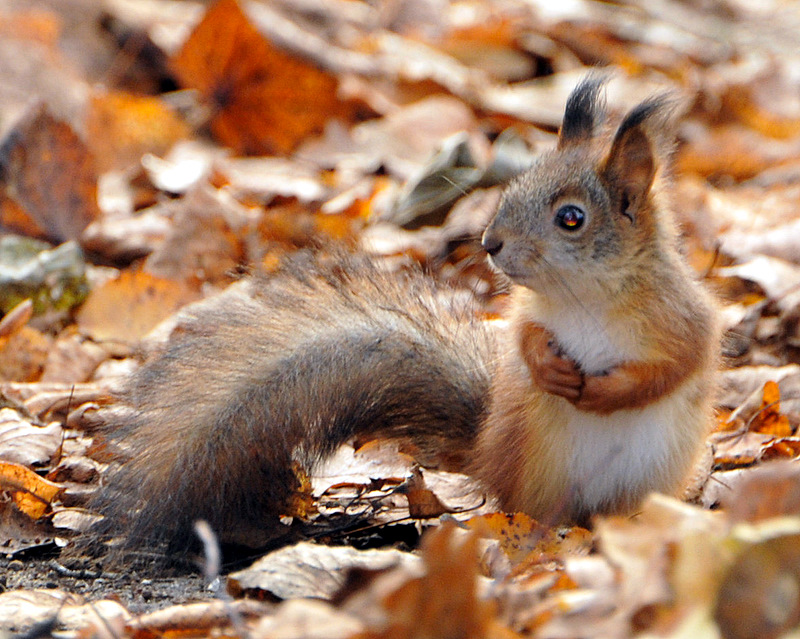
603, 94, 676, 219
612, 94, 677, 148
558, 75, 607, 149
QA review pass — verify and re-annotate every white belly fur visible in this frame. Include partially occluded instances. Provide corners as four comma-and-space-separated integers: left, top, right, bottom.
521, 292, 708, 515
558, 378, 702, 513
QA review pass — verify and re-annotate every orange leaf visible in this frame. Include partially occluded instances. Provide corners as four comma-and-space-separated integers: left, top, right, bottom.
762, 437, 800, 461
752, 380, 793, 438
0, 107, 99, 242
0, 197, 47, 241
170, 0, 348, 155
76, 270, 199, 343
87, 90, 190, 171
0, 460, 62, 519
467, 512, 544, 565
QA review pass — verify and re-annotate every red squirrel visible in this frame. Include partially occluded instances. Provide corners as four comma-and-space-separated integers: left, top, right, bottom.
86, 77, 719, 560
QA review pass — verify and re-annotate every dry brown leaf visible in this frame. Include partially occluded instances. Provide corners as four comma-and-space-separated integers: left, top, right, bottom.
677, 123, 800, 182
0, 408, 62, 467
0, 497, 58, 556
40, 334, 109, 384
403, 467, 450, 519
0, 382, 109, 421
0, 460, 62, 520
228, 542, 419, 600
720, 462, 800, 524
86, 90, 191, 172
0, 590, 129, 636
721, 62, 800, 140
439, 17, 535, 82
0, 299, 33, 338
253, 599, 364, 639
128, 600, 270, 634
81, 207, 171, 264
170, 0, 350, 155
359, 523, 517, 639
714, 533, 800, 639
0, 590, 81, 634
50, 508, 102, 534
761, 437, 800, 461
0, 107, 99, 242
285, 462, 315, 520
578, 495, 727, 638
76, 269, 199, 343
0, 326, 52, 382
711, 431, 773, 469
143, 187, 251, 286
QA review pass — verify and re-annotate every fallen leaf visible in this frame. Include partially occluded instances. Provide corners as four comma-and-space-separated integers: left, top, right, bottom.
0, 498, 58, 556
711, 431, 773, 469
228, 542, 419, 600
468, 512, 544, 566
253, 599, 364, 639
715, 533, 800, 639
403, 467, 450, 519
719, 461, 800, 523
0, 459, 62, 519
0, 325, 51, 382
0, 590, 129, 636
40, 333, 109, 384
751, 381, 793, 437
0, 299, 33, 338
0, 408, 62, 467
677, 123, 800, 182
50, 508, 102, 534
81, 207, 171, 264
0, 9, 61, 49
127, 600, 270, 634
0, 590, 81, 634
140, 140, 221, 195
76, 269, 199, 343
143, 186, 252, 286
358, 523, 514, 639
761, 437, 800, 461
86, 90, 190, 172
0, 382, 109, 421
0, 106, 99, 242
170, 0, 349, 155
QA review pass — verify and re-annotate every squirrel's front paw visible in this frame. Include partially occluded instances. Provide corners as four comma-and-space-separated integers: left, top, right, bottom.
572, 368, 636, 414
519, 323, 584, 400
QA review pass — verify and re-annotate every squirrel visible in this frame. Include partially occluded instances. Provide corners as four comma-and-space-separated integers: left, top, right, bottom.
85, 76, 719, 561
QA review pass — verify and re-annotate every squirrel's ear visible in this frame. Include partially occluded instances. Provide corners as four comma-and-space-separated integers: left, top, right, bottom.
602, 97, 672, 218
558, 75, 606, 149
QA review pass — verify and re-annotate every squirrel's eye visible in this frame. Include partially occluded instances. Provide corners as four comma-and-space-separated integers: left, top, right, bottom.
555, 204, 585, 231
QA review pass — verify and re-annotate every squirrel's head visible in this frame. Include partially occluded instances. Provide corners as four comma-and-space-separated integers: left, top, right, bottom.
482, 75, 677, 297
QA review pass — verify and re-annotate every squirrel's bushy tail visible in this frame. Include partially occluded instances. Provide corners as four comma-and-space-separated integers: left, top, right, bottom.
89, 252, 494, 560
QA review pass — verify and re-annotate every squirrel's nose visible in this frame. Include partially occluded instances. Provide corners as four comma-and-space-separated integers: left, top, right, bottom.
481, 230, 503, 257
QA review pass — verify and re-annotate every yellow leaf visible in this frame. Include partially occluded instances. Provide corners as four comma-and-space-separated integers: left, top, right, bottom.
0, 460, 62, 519
752, 380, 793, 438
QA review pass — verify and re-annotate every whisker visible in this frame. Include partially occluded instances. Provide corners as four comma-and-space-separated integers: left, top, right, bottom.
438, 174, 471, 197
